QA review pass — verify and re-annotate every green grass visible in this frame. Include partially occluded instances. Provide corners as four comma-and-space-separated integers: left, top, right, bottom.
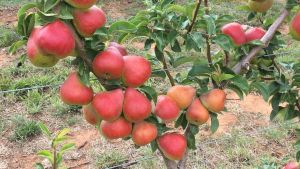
0, 0, 32, 7
0, 26, 21, 48
22, 89, 44, 114
11, 115, 41, 141
96, 150, 127, 168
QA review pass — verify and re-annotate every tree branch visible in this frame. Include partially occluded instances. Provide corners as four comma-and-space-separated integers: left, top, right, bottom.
233, 9, 289, 74
187, 0, 202, 33
296, 101, 300, 111
177, 125, 191, 169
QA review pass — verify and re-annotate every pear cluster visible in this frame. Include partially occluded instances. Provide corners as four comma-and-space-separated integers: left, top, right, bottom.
26, 1, 106, 67
221, 22, 266, 46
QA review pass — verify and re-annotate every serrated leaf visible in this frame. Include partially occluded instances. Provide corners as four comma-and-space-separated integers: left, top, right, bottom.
173, 56, 198, 68
44, 0, 60, 12
231, 76, 249, 94
59, 4, 73, 20
185, 32, 204, 52
203, 15, 216, 35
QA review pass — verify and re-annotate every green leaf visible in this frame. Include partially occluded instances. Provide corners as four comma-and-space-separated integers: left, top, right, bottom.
296, 151, 300, 162
150, 140, 158, 152
59, 143, 75, 154
109, 21, 137, 33
248, 40, 264, 46
185, 32, 204, 52
251, 82, 269, 101
173, 56, 198, 68
227, 83, 244, 100
210, 113, 219, 133
188, 64, 212, 77
56, 128, 70, 139
175, 113, 184, 128
39, 122, 51, 138
144, 39, 155, 51
139, 86, 158, 103
189, 124, 199, 135
187, 132, 196, 150
35, 163, 45, 169
212, 34, 233, 51
37, 150, 53, 163
151, 69, 166, 79
44, 0, 60, 12
154, 46, 164, 62
203, 15, 216, 35
18, 3, 37, 17
236, 5, 251, 11
231, 76, 249, 94
59, 4, 74, 20
9, 40, 27, 55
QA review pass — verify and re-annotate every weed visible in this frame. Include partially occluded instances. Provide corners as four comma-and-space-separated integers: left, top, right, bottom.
0, 26, 21, 48
23, 89, 43, 114
96, 150, 127, 168
11, 115, 41, 141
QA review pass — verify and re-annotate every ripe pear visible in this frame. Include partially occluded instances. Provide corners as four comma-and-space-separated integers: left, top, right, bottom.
100, 117, 132, 139
36, 20, 75, 58
65, 0, 97, 9
221, 22, 246, 46
82, 104, 101, 125
186, 99, 209, 125
167, 85, 196, 109
92, 89, 124, 122
200, 89, 226, 113
245, 27, 266, 42
290, 12, 300, 41
248, 0, 273, 13
154, 95, 180, 122
157, 133, 187, 160
73, 6, 106, 37
92, 48, 124, 80
60, 72, 93, 105
123, 55, 152, 87
132, 121, 158, 146
123, 88, 152, 122
27, 27, 59, 67
109, 42, 128, 56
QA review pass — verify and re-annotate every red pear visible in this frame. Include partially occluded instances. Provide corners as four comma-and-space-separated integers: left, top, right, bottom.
36, 20, 75, 58
109, 42, 128, 56
123, 88, 152, 122
65, 0, 97, 9
245, 27, 266, 42
290, 12, 300, 41
132, 121, 158, 146
157, 133, 187, 160
60, 72, 93, 105
123, 55, 151, 87
82, 104, 101, 125
283, 162, 300, 169
221, 22, 246, 46
92, 89, 124, 122
73, 6, 106, 37
186, 99, 209, 125
200, 89, 226, 112
154, 95, 180, 122
27, 27, 59, 67
167, 85, 196, 109
100, 117, 132, 139
92, 48, 124, 80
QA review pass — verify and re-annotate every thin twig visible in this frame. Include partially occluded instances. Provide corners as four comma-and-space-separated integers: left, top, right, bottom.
187, 0, 202, 33
157, 46, 176, 86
